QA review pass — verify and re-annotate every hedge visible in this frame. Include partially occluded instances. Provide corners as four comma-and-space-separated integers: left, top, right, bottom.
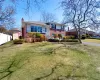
61, 39, 79, 42
13, 39, 24, 44
48, 39, 59, 42
48, 39, 79, 42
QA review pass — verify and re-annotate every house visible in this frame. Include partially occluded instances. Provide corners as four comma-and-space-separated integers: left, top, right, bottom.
66, 28, 97, 37
22, 18, 66, 39
7, 28, 22, 40
0, 33, 12, 45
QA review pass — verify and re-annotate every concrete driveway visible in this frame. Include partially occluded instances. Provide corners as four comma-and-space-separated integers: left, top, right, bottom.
82, 41, 100, 47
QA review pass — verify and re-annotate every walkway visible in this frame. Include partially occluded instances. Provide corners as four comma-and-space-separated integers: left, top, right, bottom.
82, 42, 100, 47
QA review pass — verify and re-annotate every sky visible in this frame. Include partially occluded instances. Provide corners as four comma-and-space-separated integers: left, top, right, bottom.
14, 0, 64, 29
2, 0, 100, 32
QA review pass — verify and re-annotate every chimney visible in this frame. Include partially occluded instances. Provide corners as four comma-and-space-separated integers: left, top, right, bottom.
68, 27, 69, 31
21, 18, 24, 22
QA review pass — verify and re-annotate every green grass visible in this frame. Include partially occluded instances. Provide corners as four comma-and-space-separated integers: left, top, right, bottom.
0, 42, 100, 80
82, 39, 100, 43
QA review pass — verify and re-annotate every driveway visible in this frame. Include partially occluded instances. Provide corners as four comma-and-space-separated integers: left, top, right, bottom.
82, 41, 100, 47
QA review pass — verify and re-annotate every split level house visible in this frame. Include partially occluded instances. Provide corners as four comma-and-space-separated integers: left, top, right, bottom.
21, 18, 66, 39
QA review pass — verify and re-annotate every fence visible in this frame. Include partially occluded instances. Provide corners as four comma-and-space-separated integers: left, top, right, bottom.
0, 33, 12, 45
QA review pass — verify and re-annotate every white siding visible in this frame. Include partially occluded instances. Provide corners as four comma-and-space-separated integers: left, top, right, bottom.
13, 33, 19, 40
42, 27, 46, 33
26, 26, 31, 32
0, 33, 12, 45
56, 26, 61, 29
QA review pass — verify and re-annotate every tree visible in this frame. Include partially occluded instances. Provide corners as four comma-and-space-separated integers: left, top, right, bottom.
41, 11, 57, 23
9, 0, 46, 14
0, 0, 45, 29
61, 0, 100, 43
0, 26, 7, 33
0, 0, 15, 29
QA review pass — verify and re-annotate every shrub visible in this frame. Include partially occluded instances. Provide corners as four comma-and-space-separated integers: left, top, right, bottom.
53, 34, 58, 38
36, 33, 41, 38
86, 33, 91, 38
81, 35, 86, 39
40, 34, 46, 41
70, 36, 75, 39
61, 39, 79, 42
27, 32, 36, 38
13, 39, 24, 44
63, 36, 75, 39
48, 39, 59, 42
58, 34, 62, 39
19, 36, 23, 39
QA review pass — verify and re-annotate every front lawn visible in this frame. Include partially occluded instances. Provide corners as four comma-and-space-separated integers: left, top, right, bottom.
0, 42, 100, 80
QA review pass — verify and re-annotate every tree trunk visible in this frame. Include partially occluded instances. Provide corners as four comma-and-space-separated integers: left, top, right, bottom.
78, 36, 82, 43
78, 28, 82, 44
74, 25, 82, 44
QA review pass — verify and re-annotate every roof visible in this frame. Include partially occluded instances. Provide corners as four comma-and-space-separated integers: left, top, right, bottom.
67, 28, 96, 34
6, 29, 21, 35
23, 21, 48, 26
46, 22, 65, 26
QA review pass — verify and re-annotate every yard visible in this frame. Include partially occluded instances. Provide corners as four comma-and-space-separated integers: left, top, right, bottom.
0, 42, 100, 80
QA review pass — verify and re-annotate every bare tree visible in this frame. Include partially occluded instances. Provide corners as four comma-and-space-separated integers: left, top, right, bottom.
41, 11, 57, 23
0, 0, 46, 29
0, 26, 7, 33
0, 0, 15, 29
61, 0, 100, 43
0, 6, 15, 29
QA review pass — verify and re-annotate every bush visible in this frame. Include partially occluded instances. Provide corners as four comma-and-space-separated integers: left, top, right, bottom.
40, 34, 46, 41
86, 33, 91, 38
61, 39, 79, 42
27, 32, 36, 38
53, 34, 58, 38
70, 36, 75, 39
48, 39, 59, 42
58, 34, 62, 39
63, 36, 66, 39
63, 36, 75, 39
81, 35, 86, 39
19, 36, 23, 39
36, 33, 41, 38
13, 39, 24, 44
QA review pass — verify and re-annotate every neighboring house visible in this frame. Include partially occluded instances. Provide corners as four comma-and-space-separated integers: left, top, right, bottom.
22, 18, 66, 39
0, 33, 12, 45
66, 28, 97, 37
7, 29, 22, 40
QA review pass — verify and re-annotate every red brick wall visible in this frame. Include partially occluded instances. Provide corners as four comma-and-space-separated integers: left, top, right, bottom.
66, 32, 77, 35
22, 26, 26, 38
50, 30, 66, 37
66, 32, 78, 38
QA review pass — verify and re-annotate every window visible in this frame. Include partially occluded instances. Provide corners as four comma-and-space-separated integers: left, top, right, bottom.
34, 26, 37, 32
56, 26, 61, 30
31, 26, 34, 32
45, 28, 47, 32
38, 27, 42, 33
31, 26, 38, 32
37, 26, 40, 32
52, 34, 55, 37
61, 26, 65, 30
51, 24, 56, 29
26, 26, 31, 32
